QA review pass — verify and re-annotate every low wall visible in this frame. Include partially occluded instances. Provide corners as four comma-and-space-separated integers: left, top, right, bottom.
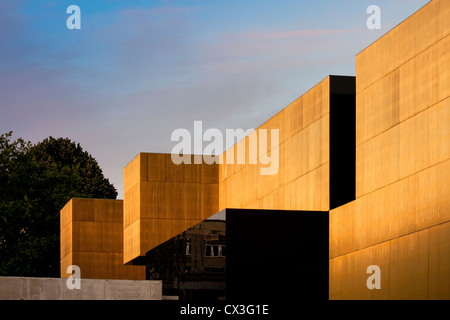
0, 276, 162, 300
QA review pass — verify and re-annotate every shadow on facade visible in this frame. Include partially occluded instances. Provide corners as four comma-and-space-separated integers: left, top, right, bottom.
133, 218, 226, 300
131, 209, 329, 302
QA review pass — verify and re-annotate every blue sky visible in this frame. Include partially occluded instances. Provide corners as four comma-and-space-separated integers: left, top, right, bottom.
0, 0, 430, 198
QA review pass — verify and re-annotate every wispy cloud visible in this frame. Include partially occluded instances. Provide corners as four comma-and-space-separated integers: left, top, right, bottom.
1, 0, 430, 198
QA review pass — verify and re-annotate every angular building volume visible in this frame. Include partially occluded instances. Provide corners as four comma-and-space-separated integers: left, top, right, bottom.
60, 0, 450, 300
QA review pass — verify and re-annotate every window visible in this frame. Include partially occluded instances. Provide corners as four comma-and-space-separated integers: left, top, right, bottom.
186, 239, 191, 255
205, 243, 226, 257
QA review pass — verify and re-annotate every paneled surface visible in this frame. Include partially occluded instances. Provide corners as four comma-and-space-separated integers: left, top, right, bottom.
330, 159, 450, 259
60, 199, 145, 280
331, 0, 450, 300
356, 0, 450, 197
356, 0, 449, 95
356, 55, 450, 197
330, 159, 450, 299
330, 221, 450, 300
219, 76, 335, 212
356, 32, 449, 146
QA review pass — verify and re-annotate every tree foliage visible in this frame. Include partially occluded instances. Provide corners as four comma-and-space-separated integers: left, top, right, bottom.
0, 132, 117, 277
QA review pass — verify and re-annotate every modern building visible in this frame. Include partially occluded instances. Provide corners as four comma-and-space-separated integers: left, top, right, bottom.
60, 0, 450, 300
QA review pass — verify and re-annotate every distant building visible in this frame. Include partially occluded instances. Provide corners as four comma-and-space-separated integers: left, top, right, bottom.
146, 219, 226, 300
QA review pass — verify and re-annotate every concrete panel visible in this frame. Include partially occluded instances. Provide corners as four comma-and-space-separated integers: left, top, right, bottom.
399, 35, 449, 122
104, 279, 162, 300
355, 0, 450, 224
61, 278, 106, 300
399, 98, 450, 179
72, 221, 123, 253
60, 199, 72, 230
0, 277, 23, 299
291, 162, 329, 211
0, 277, 162, 300
302, 77, 330, 128
354, 246, 373, 300
60, 222, 72, 260
123, 219, 141, 265
439, 222, 450, 298
356, 69, 399, 146
201, 183, 219, 219
356, 35, 449, 146
123, 183, 140, 228
288, 96, 304, 138
356, 125, 400, 198
123, 153, 141, 195
372, 241, 390, 300
123, 153, 219, 263
60, 253, 72, 280
356, 0, 449, 94
60, 198, 145, 280
144, 152, 166, 182
428, 225, 440, 299
330, 220, 450, 300
331, 158, 450, 259
69, 251, 144, 280
357, 98, 450, 198
329, 256, 342, 300
340, 252, 357, 300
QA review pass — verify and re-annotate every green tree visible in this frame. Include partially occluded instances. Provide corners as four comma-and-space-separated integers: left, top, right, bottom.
0, 132, 117, 277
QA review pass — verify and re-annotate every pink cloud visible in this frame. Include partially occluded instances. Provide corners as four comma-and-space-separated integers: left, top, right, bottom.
232, 28, 363, 41
264, 28, 362, 38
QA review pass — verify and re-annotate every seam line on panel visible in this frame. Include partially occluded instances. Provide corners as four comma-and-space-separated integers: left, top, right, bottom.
253, 162, 330, 203
223, 112, 330, 180
329, 220, 450, 260
63, 249, 125, 255
356, 95, 450, 148
357, 32, 450, 94
355, 156, 450, 200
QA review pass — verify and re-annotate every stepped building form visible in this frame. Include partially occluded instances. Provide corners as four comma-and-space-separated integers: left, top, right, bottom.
60, 0, 450, 300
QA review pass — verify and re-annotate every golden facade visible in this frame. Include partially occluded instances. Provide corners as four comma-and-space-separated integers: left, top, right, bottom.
60, 0, 449, 299
330, 0, 450, 299
60, 199, 145, 280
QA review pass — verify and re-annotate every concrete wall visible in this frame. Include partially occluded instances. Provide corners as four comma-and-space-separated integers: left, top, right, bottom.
329, 0, 450, 300
60, 198, 145, 279
0, 276, 162, 300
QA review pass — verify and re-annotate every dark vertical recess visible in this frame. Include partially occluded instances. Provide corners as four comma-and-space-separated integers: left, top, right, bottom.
329, 76, 356, 210
226, 209, 329, 302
